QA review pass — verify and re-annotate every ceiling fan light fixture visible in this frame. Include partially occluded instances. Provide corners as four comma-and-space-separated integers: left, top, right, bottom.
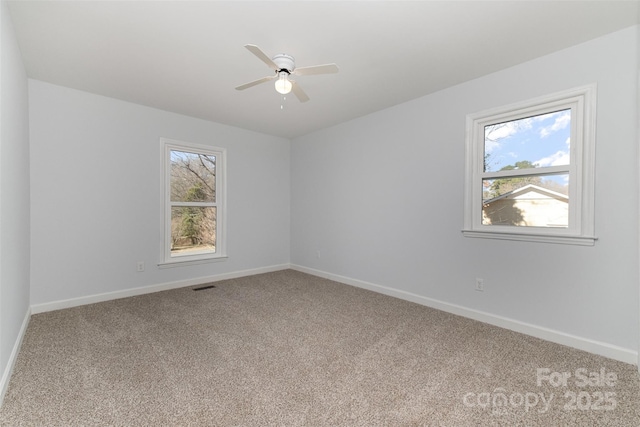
237, 45, 338, 103
275, 71, 292, 95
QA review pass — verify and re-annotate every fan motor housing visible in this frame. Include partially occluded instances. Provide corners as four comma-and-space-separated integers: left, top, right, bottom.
272, 53, 295, 73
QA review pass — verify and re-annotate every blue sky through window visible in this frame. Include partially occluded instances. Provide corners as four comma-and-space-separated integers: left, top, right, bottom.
484, 109, 571, 173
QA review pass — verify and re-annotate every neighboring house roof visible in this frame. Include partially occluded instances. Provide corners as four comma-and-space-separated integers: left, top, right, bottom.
483, 184, 568, 204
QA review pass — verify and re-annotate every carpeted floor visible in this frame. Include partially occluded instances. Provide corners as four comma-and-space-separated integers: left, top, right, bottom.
1, 269, 638, 426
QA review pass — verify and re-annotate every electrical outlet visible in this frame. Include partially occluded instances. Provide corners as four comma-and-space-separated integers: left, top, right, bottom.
475, 278, 484, 292
137, 261, 145, 272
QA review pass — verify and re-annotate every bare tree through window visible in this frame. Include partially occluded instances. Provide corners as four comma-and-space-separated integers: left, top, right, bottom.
170, 150, 217, 255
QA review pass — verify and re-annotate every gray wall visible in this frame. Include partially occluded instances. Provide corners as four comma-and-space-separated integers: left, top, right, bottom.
291, 26, 639, 358
0, 0, 30, 399
29, 80, 291, 306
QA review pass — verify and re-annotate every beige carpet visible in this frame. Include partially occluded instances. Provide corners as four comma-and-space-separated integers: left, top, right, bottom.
1, 269, 638, 426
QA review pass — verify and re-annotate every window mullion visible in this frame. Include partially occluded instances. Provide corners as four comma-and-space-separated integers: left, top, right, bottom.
482, 166, 570, 180
170, 201, 216, 207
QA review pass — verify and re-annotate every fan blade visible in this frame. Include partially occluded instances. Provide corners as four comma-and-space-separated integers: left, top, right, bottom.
235, 75, 275, 91
293, 63, 339, 76
291, 82, 310, 103
244, 44, 278, 70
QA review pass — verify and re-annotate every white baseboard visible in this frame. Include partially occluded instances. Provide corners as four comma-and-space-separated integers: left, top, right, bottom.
31, 264, 290, 314
290, 264, 638, 366
0, 308, 30, 408
28, 263, 638, 366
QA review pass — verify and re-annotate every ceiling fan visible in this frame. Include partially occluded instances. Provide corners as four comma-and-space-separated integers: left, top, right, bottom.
235, 44, 339, 103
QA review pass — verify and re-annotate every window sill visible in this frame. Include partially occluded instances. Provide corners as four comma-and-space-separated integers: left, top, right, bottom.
158, 255, 228, 269
461, 230, 597, 246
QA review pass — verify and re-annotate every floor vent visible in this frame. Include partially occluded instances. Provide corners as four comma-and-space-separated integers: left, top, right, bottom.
193, 285, 216, 291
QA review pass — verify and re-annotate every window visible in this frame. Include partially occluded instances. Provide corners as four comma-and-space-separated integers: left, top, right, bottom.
463, 85, 596, 245
161, 138, 226, 265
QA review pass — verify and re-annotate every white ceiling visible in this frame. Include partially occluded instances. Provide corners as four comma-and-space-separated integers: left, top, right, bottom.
7, 1, 640, 139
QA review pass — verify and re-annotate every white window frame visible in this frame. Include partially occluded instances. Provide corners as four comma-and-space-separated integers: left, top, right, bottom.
462, 84, 597, 245
159, 138, 227, 267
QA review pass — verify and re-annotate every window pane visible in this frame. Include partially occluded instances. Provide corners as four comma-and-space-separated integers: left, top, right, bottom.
170, 150, 216, 203
170, 206, 216, 256
484, 109, 571, 172
482, 175, 569, 227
